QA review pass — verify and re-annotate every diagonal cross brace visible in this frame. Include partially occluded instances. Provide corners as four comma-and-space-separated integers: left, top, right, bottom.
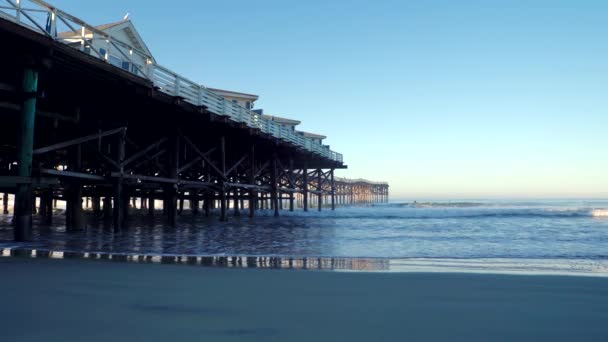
33, 127, 126, 155
181, 134, 226, 180
225, 154, 248, 177
178, 147, 216, 174
122, 137, 167, 168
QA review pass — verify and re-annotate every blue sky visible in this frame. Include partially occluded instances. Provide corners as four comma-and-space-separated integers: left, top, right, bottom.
47, 0, 608, 198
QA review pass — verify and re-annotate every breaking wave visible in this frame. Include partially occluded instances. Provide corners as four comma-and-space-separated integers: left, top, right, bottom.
260, 205, 608, 219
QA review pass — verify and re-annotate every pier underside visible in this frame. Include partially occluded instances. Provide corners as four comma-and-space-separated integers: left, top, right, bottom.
0, 17, 387, 240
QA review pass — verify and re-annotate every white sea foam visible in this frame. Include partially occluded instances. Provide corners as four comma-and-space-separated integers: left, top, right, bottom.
387, 258, 608, 277
591, 209, 608, 217
253, 205, 608, 219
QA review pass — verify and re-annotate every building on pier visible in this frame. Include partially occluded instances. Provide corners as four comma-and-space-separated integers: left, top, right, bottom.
0, 0, 388, 241
208, 88, 259, 110
58, 18, 154, 77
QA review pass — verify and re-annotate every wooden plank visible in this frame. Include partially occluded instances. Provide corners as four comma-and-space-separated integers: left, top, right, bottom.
39, 168, 106, 181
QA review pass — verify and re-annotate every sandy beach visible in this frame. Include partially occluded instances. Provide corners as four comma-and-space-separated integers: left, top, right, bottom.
1, 258, 607, 341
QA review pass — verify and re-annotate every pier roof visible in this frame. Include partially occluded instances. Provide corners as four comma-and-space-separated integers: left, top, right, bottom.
207, 88, 259, 101
262, 115, 301, 126
297, 131, 327, 140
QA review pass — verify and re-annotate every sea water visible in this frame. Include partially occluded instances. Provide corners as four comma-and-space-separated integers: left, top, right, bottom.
1, 199, 607, 275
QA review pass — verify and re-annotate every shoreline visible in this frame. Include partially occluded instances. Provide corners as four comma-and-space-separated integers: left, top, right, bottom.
1, 257, 608, 341
2, 245, 607, 277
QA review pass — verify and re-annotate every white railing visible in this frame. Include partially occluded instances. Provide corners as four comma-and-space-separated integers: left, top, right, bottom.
0, 0, 344, 163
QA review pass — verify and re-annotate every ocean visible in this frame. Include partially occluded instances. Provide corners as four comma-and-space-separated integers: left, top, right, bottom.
1, 199, 608, 275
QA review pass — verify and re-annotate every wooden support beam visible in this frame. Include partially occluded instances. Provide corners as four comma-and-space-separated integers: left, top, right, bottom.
233, 189, 240, 217
110, 172, 177, 184
43, 189, 53, 225
289, 159, 295, 212
181, 134, 226, 180
148, 195, 155, 216
272, 157, 279, 217
166, 133, 179, 227
3, 193, 9, 215
331, 168, 335, 211
225, 154, 248, 177
302, 165, 308, 212
219, 136, 227, 222
317, 168, 322, 211
40, 168, 106, 181
0, 101, 79, 123
178, 180, 216, 189
66, 123, 84, 231
14, 66, 38, 241
254, 161, 270, 178
92, 196, 101, 216
177, 147, 215, 174
0, 176, 59, 187
130, 148, 167, 171
33, 127, 125, 155
249, 146, 256, 218
121, 137, 167, 167
113, 129, 127, 231
83, 143, 121, 170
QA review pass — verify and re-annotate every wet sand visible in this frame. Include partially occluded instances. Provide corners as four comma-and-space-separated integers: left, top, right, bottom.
1, 258, 607, 341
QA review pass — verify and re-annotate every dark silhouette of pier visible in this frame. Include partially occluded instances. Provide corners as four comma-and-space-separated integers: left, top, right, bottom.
0, 0, 388, 241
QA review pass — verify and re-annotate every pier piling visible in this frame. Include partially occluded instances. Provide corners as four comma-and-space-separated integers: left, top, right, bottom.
14, 65, 38, 241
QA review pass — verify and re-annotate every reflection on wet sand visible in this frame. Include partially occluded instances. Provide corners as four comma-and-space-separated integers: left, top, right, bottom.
0, 247, 390, 271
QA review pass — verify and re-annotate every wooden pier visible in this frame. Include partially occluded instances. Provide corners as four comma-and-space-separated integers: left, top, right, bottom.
0, 0, 389, 241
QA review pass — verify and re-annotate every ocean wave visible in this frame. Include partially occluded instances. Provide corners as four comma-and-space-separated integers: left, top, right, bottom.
255, 207, 608, 219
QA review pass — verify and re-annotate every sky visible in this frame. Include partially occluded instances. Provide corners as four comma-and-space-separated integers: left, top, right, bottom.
43, 0, 608, 199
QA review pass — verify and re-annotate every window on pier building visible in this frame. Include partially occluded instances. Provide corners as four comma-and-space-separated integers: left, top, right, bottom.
246, 101, 251, 110
99, 48, 133, 72
131, 63, 143, 75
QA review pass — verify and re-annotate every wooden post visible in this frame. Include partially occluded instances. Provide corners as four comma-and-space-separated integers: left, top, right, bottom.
178, 196, 184, 215
14, 66, 38, 241
43, 189, 53, 225
271, 157, 279, 217
249, 146, 256, 218
204, 191, 210, 217
68, 152, 83, 230
67, 120, 83, 231
219, 136, 227, 221
2, 193, 8, 215
103, 196, 112, 219
303, 166, 308, 212
166, 133, 179, 226
37, 194, 45, 218
148, 195, 155, 216
289, 159, 295, 212
233, 189, 240, 217
330, 168, 335, 210
191, 192, 199, 215
113, 128, 126, 231
92, 196, 101, 215
317, 168, 322, 211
